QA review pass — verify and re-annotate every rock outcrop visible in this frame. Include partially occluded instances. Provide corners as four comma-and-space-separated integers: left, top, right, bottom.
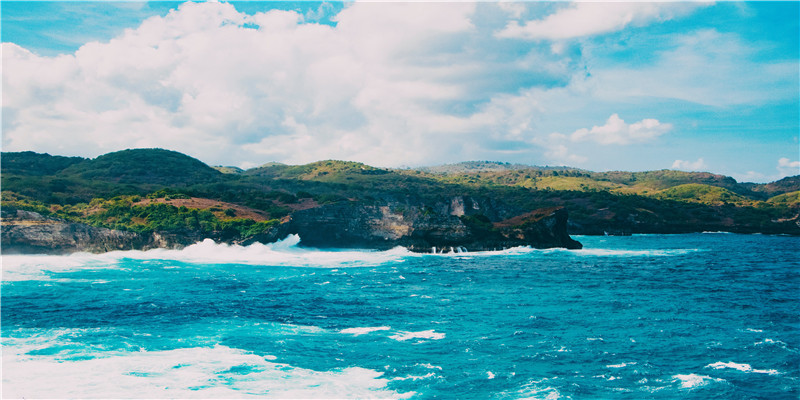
278, 200, 582, 251
1, 199, 582, 254
1, 210, 149, 254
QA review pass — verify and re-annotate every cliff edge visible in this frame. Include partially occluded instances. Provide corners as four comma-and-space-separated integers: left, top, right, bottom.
1, 201, 582, 254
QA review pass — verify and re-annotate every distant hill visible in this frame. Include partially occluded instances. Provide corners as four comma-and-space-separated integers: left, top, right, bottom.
417, 161, 580, 174
61, 148, 222, 185
654, 183, 753, 206
212, 166, 244, 174
767, 190, 800, 207
2, 149, 798, 238
744, 176, 800, 197
2, 151, 85, 175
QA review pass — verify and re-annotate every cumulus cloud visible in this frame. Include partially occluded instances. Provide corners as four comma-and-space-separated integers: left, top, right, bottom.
0, 1, 575, 167
569, 114, 671, 145
1, 0, 792, 177
777, 157, 800, 177
672, 158, 708, 171
496, 3, 704, 40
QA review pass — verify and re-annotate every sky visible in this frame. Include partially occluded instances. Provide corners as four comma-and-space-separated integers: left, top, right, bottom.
1, 1, 798, 182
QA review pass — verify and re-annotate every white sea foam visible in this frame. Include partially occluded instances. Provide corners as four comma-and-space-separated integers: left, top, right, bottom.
415, 363, 442, 370
606, 362, 634, 368
3, 340, 411, 399
569, 248, 702, 257
512, 377, 563, 399
389, 330, 445, 342
705, 361, 780, 375
1, 235, 416, 281
340, 326, 391, 336
2, 233, 702, 282
672, 374, 724, 389
391, 372, 438, 381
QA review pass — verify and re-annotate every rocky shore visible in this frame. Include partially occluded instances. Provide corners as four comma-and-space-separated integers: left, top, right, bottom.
1, 200, 582, 254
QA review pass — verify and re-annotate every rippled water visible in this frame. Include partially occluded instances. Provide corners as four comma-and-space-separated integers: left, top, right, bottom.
2, 233, 798, 399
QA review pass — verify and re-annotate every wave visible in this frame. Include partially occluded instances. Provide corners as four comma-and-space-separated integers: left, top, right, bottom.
389, 330, 446, 342
2, 234, 703, 282
672, 374, 724, 389
569, 248, 702, 257
340, 326, 391, 336
3, 337, 411, 399
705, 361, 780, 375
1, 235, 415, 281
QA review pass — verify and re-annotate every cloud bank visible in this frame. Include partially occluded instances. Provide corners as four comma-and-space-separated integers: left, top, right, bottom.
1, 1, 796, 180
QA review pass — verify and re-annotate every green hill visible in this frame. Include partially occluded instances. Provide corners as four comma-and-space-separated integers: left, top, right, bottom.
2, 149, 798, 237
654, 183, 753, 206
61, 148, 222, 185
746, 176, 800, 197
1, 151, 85, 175
767, 190, 800, 207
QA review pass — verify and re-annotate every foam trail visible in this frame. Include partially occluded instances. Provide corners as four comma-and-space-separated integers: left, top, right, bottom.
672, 374, 724, 389
389, 330, 445, 341
705, 361, 780, 375
2, 235, 415, 281
2, 234, 701, 282
3, 341, 411, 399
340, 326, 391, 336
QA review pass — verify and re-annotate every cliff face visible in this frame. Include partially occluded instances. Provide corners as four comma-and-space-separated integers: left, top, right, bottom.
1, 210, 149, 254
1, 209, 211, 254
280, 199, 582, 251
1, 198, 582, 254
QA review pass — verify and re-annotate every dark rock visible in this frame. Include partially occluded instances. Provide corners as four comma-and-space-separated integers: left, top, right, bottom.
1, 200, 582, 254
281, 200, 581, 252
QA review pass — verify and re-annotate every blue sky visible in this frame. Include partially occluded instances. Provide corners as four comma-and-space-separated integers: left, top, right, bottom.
2, 1, 798, 182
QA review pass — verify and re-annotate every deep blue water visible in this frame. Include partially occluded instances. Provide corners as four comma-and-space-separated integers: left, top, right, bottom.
2, 233, 799, 398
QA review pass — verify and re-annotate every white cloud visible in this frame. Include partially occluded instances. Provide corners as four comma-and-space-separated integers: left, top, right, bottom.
672, 158, 708, 171
0, 2, 508, 167
0, 0, 793, 179
496, 3, 704, 40
570, 114, 671, 145
777, 157, 800, 177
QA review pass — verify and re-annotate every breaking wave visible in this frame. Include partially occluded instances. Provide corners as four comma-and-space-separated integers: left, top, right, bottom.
3, 334, 409, 399
2, 234, 704, 282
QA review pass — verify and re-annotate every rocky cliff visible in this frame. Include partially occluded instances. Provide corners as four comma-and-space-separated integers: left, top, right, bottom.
1, 209, 149, 254
1, 199, 582, 254
243, 198, 582, 251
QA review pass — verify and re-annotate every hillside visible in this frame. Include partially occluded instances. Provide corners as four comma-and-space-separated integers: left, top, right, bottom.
61, 148, 222, 185
2, 150, 799, 249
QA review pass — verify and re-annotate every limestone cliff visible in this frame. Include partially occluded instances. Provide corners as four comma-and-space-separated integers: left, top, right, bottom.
1, 210, 149, 254
1, 199, 582, 254
276, 200, 582, 251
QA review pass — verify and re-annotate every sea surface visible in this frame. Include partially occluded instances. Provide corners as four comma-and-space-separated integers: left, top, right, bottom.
2, 233, 798, 399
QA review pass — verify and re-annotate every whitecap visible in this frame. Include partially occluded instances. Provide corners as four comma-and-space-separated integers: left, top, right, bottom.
672, 374, 724, 389
569, 248, 702, 257
705, 361, 780, 375
389, 330, 445, 342
340, 326, 391, 336
415, 363, 442, 370
2, 342, 412, 399
1, 235, 417, 281
391, 372, 438, 381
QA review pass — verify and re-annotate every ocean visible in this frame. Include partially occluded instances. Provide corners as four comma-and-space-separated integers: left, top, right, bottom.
2, 233, 798, 399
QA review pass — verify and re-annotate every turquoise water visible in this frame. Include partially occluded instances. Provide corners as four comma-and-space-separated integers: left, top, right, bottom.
2, 233, 798, 398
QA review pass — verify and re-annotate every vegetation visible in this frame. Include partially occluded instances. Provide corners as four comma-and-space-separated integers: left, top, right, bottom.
2, 149, 798, 237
